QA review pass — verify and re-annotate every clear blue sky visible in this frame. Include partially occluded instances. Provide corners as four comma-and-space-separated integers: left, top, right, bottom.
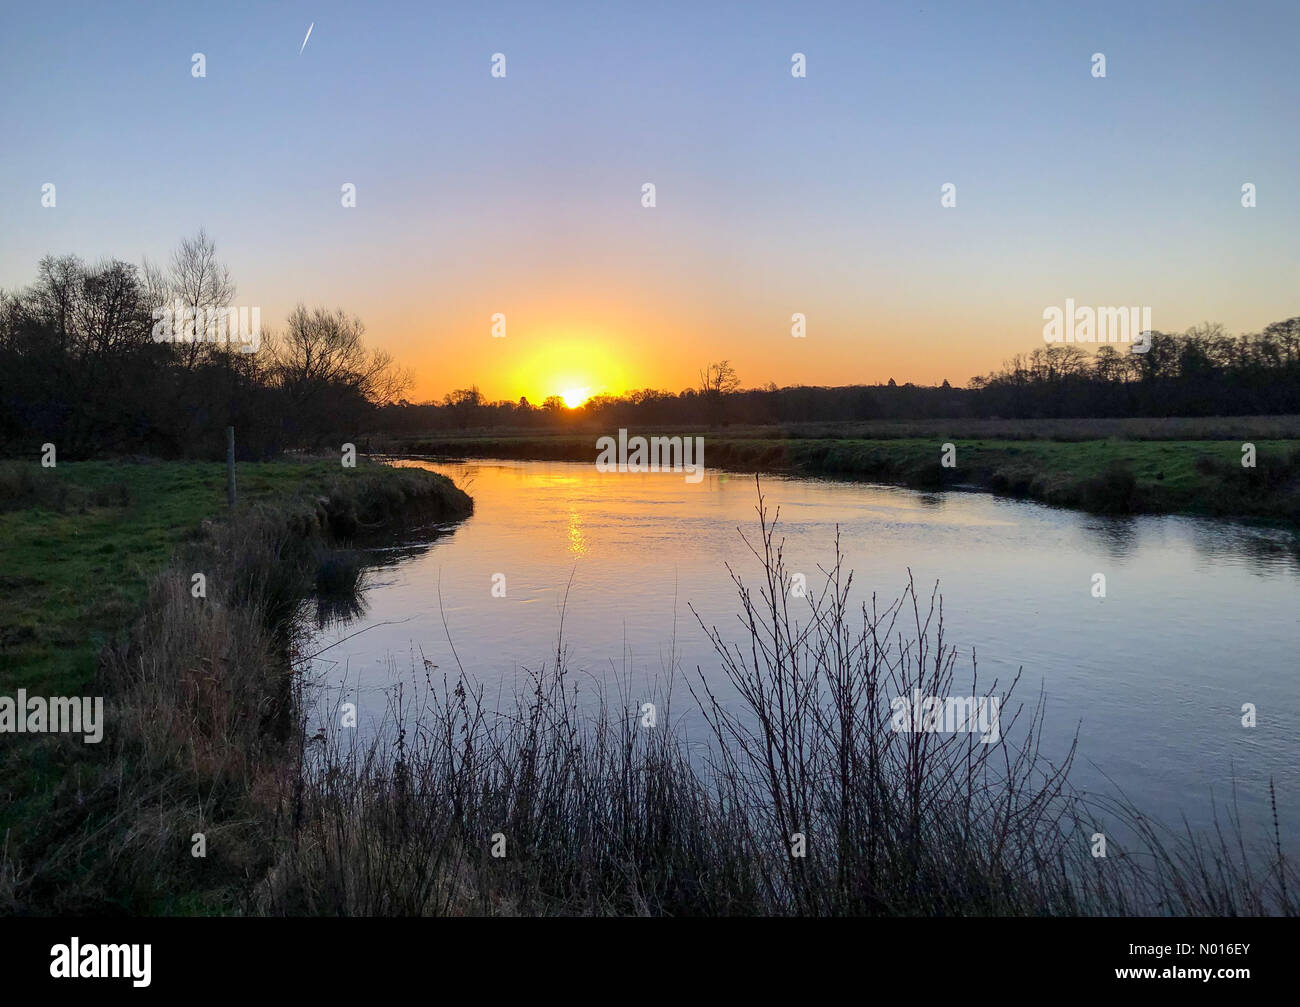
2, 0, 1297, 399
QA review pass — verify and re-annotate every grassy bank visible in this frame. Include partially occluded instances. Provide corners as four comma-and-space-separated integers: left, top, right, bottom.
395, 427, 1300, 525
0, 458, 471, 914
2, 459, 382, 696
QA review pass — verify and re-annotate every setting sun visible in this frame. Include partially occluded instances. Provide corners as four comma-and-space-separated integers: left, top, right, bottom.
561, 387, 590, 408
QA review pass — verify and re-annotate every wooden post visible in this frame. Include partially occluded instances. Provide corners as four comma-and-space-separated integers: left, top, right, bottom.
226, 426, 237, 510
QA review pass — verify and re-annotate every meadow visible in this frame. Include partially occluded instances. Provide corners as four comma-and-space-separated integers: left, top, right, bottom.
1, 459, 358, 696
0, 458, 471, 912
389, 416, 1300, 525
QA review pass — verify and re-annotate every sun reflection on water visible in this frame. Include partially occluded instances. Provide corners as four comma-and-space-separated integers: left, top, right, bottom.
567, 507, 588, 557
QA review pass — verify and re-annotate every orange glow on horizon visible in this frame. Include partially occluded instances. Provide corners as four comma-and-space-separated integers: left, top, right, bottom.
498, 327, 633, 407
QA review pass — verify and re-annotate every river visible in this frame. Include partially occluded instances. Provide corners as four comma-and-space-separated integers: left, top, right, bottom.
306, 457, 1300, 851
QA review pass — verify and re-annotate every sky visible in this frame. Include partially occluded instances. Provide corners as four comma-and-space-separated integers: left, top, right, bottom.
2, 0, 1297, 403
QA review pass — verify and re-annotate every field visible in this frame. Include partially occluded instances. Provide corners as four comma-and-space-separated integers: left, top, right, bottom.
0, 458, 472, 913
388, 417, 1300, 525
0, 459, 350, 697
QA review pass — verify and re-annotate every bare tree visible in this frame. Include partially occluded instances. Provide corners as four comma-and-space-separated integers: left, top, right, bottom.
163, 228, 236, 368
273, 304, 410, 407
139, 255, 172, 317
1092, 345, 1125, 383
33, 254, 83, 352
699, 359, 741, 397
73, 259, 150, 360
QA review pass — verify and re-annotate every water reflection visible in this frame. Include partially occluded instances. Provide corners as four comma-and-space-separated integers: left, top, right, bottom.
1187, 519, 1300, 574
1079, 515, 1140, 559
321, 457, 1300, 849
567, 507, 588, 557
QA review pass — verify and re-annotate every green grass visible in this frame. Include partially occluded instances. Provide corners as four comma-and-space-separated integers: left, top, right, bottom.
0, 459, 354, 870
0, 459, 349, 697
0, 457, 473, 914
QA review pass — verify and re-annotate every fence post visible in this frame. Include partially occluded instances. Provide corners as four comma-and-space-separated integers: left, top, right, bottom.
226, 426, 237, 510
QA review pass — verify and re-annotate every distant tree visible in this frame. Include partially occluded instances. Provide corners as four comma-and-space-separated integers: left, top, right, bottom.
1262, 317, 1300, 366
151, 228, 236, 369
1092, 345, 1125, 383
698, 360, 740, 397
270, 305, 410, 442
442, 387, 483, 408
33, 254, 83, 353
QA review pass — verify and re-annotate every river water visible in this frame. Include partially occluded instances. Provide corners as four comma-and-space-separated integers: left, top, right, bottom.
307, 457, 1300, 851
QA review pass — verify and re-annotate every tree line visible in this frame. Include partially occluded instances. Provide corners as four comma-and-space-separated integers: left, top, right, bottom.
0, 231, 407, 458
379, 320, 1300, 435
3, 235, 1298, 455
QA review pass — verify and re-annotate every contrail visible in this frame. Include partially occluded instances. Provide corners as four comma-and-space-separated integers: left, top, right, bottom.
299, 22, 314, 55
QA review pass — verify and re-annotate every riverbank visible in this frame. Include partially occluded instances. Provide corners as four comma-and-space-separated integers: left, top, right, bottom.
392, 427, 1300, 526
0, 458, 471, 914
